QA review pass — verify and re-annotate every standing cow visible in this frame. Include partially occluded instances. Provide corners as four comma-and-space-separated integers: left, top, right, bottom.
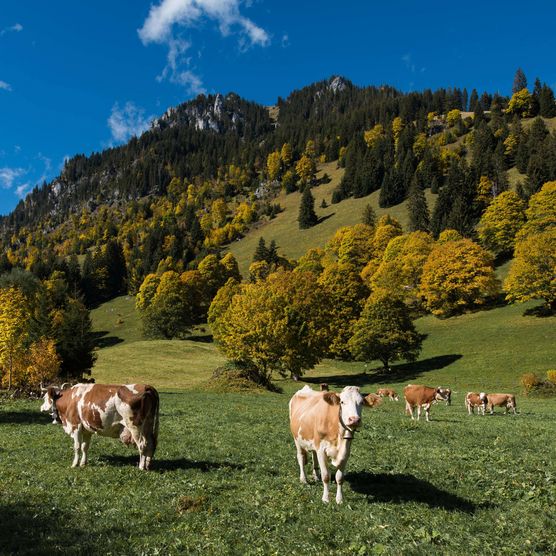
376, 388, 399, 401
465, 392, 488, 415
41, 383, 159, 470
403, 384, 450, 422
289, 385, 381, 504
486, 393, 517, 415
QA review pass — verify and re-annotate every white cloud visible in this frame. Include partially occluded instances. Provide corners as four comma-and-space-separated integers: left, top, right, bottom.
0, 167, 26, 189
139, 0, 269, 47
0, 23, 23, 36
0, 80, 12, 91
139, 0, 269, 92
16, 182, 32, 198
108, 102, 153, 144
281, 33, 289, 48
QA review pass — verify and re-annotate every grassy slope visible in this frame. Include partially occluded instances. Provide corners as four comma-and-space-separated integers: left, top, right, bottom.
227, 162, 436, 277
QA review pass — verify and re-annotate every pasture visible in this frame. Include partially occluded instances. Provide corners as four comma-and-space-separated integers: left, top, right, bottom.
1, 297, 555, 554
1, 389, 555, 555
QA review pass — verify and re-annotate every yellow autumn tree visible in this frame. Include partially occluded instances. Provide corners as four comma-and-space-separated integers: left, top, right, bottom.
211, 270, 331, 379
364, 124, 384, 148
0, 287, 30, 389
518, 181, 556, 240
280, 143, 293, 167
504, 228, 556, 311
420, 238, 500, 316
446, 109, 461, 128
369, 231, 435, 307
295, 154, 317, 186
477, 191, 527, 254
9, 338, 61, 390
266, 151, 282, 181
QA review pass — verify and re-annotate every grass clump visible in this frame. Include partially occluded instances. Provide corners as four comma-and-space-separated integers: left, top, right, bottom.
202, 362, 282, 393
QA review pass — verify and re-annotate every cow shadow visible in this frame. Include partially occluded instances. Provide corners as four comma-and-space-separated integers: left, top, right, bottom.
306, 354, 463, 388
0, 501, 116, 555
346, 472, 492, 513
98, 454, 244, 473
0, 410, 51, 425
92, 330, 124, 349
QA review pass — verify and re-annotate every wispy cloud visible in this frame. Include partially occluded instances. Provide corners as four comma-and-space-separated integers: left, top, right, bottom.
138, 0, 270, 93
0, 167, 26, 189
108, 102, 153, 144
281, 34, 290, 48
402, 52, 425, 75
0, 80, 12, 92
15, 182, 32, 198
0, 23, 23, 37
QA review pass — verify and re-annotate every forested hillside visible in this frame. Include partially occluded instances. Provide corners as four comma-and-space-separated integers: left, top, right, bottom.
0, 71, 555, 391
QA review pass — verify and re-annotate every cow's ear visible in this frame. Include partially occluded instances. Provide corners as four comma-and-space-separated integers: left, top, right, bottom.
323, 392, 340, 405
363, 393, 382, 408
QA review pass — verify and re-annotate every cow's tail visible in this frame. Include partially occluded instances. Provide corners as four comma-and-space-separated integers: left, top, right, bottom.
142, 386, 160, 456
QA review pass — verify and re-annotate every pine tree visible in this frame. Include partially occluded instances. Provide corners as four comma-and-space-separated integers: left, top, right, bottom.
407, 179, 430, 232
361, 204, 377, 227
468, 89, 479, 112
298, 187, 318, 229
539, 84, 556, 117
513, 68, 527, 94
253, 237, 268, 263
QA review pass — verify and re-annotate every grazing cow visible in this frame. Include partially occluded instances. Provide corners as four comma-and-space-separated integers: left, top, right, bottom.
465, 392, 488, 415
376, 388, 399, 401
403, 384, 450, 422
289, 385, 381, 504
40, 383, 159, 470
486, 393, 517, 415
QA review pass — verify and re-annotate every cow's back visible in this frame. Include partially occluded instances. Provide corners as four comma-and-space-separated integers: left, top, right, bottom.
404, 384, 434, 405
289, 388, 337, 446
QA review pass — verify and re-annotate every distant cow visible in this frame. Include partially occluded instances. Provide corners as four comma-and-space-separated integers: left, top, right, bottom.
403, 384, 450, 421
376, 388, 399, 401
289, 385, 381, 504
486, 393, 517, 415
465, 392, 487, 415
40, 383, 159, 469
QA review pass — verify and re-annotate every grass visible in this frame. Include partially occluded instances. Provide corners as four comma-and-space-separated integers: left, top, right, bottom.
1, 389, 555, 555
227, 162, 436, 277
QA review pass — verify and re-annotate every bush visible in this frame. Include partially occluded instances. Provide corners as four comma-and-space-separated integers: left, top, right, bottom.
520, 372, 542, 394
546, 370, 556, 384
205, 362, 282, 393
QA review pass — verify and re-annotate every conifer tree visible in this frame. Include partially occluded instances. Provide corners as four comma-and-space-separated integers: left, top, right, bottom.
513, 68, 527, 94
539, 84, 556, 117
253, 237, 268, 263
361, 204, 377, 227
468, 89, 479, 112
298, 187, 318, 229
407, 179, 430, 232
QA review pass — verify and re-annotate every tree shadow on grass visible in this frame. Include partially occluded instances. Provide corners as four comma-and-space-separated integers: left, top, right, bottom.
98, 454, 244, 473
92, 330, 124, 349
523, 304, 555, 318
305, 354, 463, 388
317, 213, 335, 225
346, 472, 493, 513
0, 501, 118, 555
0, 410, 51, 425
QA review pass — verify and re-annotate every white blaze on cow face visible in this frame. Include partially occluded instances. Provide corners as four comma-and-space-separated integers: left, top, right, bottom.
40, 392, 54, 413
338, 386, 365, 430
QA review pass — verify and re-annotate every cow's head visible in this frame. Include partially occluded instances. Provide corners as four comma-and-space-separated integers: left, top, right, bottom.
435, 387, 451, 404
479, 392, 488, 403
40, 386, 63, 416
323, 386, 381, 433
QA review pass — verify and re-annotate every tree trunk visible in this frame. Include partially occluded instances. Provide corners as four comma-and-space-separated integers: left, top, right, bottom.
8, 352, 12, 390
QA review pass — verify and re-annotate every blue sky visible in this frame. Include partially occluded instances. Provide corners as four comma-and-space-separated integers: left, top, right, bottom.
1, 0, 555, 215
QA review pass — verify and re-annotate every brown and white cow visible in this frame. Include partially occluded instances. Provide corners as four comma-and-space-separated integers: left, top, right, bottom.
486, 393, 517, 415
376, 388, 399, 401
465, 392, 488, 415
403, 384, 450, 422
289, 385, 381, 504
40, 383, 159, 470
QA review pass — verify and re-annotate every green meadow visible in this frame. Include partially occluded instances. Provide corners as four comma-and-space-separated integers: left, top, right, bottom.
1, 293, 555, 554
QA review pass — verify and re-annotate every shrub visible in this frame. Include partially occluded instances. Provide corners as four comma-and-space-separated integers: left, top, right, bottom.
546, 370, 556, 384
520, 372, 542, 394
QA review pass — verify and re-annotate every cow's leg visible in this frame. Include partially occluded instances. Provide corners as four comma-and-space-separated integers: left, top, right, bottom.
71, 428, 82, 468
416, 404, 421, 421
424, 403, 431, 422
126, 425, 148, 470
405, 401, 413, 419
335, 463, 348, 504
80, 431, 92, 467
294, 441, 308, 484
316, 449, 330, 503
311, 451, 319, 481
